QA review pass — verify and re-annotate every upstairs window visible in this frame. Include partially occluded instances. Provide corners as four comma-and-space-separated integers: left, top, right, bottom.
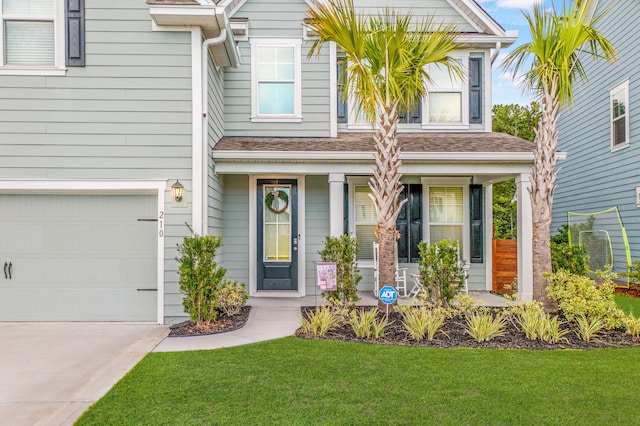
425, 55, 468, 128
611, 80, 629, 150
250, 38, 302, 122
0, 0, 64, 71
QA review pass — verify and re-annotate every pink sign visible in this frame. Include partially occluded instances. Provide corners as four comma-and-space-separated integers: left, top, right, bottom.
316, 262, 337, 291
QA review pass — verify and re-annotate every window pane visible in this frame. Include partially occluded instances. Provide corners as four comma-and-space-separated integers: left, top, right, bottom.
257, 46, 294, 81
428, 61, 462, 89
430, 225, 463, 248
5, 21, 54, 65
356, 224, 377, 259
612, 90, 626, 119
613, 117, 626, 145
430, 187, 463, 223
257, 46, 276, 64
355, 186, 377, 222
264, 224, 277, 260
277, 225, 291, 261
259, 83, 294, 114
258, 62, 278, 80
277, 63, 294, 80
429, 93, 462, 122
4, 0, 54, 16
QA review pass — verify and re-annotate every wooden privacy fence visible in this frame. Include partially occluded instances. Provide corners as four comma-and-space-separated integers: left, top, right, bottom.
492, 239, 517, 295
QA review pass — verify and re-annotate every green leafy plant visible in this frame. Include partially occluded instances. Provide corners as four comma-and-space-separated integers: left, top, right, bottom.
299, 306, 340, 336
349, 308, 390, 339
401, 307, 447, 341
319, 234, 362, 307
176, 226, 226, 326
624, 260, 640, 286
574, 314, 604, 343
217, 280, 249, 317
551, 225, 589, 275
622, 314, 640, 338
539, 315, 570, 344
546, 270, 626, 329
417, 240, 466, 307
465, 310, 506, 342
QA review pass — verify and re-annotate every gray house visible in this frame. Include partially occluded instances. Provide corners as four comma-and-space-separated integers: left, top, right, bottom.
0, 0, 535, 324
553, 0, 638, 277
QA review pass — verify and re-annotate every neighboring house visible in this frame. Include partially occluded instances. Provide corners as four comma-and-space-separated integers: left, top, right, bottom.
0, 0, 533, 324
552, 0, 639, 276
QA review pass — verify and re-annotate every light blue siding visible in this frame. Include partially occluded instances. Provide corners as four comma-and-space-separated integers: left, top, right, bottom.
221, 175, 250, 284
553, 1, 640, 263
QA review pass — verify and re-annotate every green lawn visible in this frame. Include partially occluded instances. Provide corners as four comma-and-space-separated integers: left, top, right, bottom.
615, 293, 640, 318
77, 337, 640, 425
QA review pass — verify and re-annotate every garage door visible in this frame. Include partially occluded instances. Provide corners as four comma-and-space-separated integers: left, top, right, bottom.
0, 194, 158, 321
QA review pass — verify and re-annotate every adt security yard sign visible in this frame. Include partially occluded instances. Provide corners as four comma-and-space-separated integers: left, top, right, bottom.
378, 286, 397, 305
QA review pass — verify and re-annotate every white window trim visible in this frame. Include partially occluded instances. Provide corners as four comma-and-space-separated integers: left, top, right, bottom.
250, 38, 302, 123
0, 0, 66, 75
347, 177, 375, 266
422, 52, 470, 130
421, 177, 471, 262
611, 79, 630, 151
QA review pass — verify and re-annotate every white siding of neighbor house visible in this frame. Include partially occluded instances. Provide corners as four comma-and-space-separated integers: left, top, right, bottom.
552, 0, 640, 261
224, 0, 332, 137
0, 0, 194, 322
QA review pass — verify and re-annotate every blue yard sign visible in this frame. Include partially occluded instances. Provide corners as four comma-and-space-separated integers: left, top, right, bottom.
378, 286, 397, 305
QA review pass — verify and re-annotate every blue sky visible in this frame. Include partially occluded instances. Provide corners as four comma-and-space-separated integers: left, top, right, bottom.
476, 0, 560, 106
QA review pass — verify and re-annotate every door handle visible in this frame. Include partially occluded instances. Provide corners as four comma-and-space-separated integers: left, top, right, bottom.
7, 262, 11, 280
3, 262, 6, 279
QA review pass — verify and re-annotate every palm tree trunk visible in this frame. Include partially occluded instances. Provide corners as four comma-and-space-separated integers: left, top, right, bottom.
530, 79, 559, 312
370, 101, 406, 310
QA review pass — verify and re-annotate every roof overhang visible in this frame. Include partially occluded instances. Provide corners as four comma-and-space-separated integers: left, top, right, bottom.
456, 30, 518, 49
149, 5, 240, 67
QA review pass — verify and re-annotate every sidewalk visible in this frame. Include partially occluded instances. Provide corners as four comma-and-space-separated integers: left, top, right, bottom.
153, 291, 509, 352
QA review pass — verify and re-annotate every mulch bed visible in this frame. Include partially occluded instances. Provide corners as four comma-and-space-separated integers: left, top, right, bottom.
168, 306, 251, 337
295, 306, 640, 350
616, 286, 640, 299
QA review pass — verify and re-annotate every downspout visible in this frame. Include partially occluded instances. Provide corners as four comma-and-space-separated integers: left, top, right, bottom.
490, 42, 501, 65
198, 28, 228, 235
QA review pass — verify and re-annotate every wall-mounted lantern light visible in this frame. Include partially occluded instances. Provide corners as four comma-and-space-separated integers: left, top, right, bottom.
171, 180, 184, 202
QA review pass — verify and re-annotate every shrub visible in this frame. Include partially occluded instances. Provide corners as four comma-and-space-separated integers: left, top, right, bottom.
465, 309, 506, 342
217, 280, 249, 317
623, 314, 640, 338
299, 306, 340, 336
512, 301, 570, 344
574, 315, 604, 342
176, 227, 226, 326
349, 308, 390, 339
551, 224, 589, 275
546, 270, 625, 329
401, 307, 447, 341
624, 260, 640, 286
417, 240, 466, 307
319, 234, 362, 307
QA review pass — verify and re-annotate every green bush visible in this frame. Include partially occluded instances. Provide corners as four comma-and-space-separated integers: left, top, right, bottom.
465, 309, 506, 342
512, 301, 569, 344
624, 260, 640, 286
417, 240, 466, 307
349, 308, 389, 339
551, 225, 589, 275
217, 280, 249, 317
546, 270, 625, 329
401, 307, 447, 341
299, 306, 340, 336
319, 234, 362, 307
176, 228, 226, 326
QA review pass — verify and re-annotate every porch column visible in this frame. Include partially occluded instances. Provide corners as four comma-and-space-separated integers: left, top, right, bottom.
484, 183, 493, 291
516, 173, 533, 301
328, 173, 345, 237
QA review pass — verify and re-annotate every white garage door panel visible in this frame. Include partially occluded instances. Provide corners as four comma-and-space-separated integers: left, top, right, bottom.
0, 194, 158, 321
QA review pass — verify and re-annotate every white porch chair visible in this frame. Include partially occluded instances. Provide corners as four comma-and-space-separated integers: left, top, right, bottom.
373, 242, 408, 297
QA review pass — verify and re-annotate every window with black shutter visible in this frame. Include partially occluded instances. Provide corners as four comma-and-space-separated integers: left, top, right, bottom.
469, 57, 482, 124
469, 184, 483, 263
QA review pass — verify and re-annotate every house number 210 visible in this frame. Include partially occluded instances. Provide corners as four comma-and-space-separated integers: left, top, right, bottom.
158, 211, 165, 238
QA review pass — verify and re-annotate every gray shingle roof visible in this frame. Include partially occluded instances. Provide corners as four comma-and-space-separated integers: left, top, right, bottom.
214, 132, 532, 153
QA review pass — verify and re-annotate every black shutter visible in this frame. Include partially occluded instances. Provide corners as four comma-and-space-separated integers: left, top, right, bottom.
337, 59, 347, 123
470, 184, 483, 263
66, 0, 85, 67
343, 183, 349, 235
396, 184, 422, 263
469, 57, 482, 124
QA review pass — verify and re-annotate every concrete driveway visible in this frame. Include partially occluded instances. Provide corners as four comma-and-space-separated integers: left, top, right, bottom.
0, 323, 168, 426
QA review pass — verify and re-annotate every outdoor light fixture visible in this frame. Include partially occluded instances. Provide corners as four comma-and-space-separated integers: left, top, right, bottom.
171, 180, 184, 202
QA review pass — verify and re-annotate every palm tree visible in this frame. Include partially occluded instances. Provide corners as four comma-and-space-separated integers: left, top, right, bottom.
502, 0, 615, 311
306, 0, 461, 308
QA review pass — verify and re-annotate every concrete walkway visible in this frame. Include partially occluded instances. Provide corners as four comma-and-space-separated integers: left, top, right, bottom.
154, 291, 509, 352
0, 323, 167, 426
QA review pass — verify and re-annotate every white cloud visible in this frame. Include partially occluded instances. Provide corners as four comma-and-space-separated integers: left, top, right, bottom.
495, 0, 541, 8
